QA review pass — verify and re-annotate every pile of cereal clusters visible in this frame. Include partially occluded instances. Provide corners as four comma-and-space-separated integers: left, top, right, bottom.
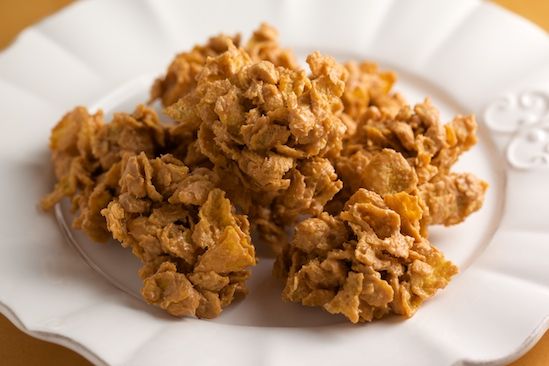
42, 24, 487, 322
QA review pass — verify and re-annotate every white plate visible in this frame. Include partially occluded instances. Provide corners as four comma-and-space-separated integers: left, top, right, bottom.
1, 0, 548, 365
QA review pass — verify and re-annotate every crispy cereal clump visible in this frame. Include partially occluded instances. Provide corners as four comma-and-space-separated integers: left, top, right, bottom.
42, 107, 255, 319
150, 33, 240, 107
245, 23, 299, 70
333, 99, 487, 229
275, 189, 457, 323
151, 23, 298, 107
340, 61, 406, 138
340, 99, 478, 183
41, 105, 165, 241
342, 61, 403, 120
419, 172, 488, 226
102, 159, 256, 318
165, 45, 347, 173
165, 41, 348, 249
43, 24, 488, 322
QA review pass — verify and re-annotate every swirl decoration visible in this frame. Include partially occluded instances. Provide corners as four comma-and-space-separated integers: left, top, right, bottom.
484, 91, 549, 170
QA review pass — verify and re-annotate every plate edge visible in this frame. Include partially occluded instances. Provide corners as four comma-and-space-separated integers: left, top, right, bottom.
0, 300, 108, 366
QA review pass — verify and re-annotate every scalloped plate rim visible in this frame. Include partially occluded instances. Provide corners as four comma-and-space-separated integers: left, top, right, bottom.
1, 0, 549, 365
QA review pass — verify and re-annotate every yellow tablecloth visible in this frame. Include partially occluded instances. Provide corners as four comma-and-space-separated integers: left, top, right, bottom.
0, 0, 547, 365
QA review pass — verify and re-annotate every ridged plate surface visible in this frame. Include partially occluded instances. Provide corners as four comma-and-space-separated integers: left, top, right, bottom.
0, 0, 548, 365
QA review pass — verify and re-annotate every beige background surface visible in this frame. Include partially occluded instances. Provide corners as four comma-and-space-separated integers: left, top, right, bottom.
0, 0, 548, 365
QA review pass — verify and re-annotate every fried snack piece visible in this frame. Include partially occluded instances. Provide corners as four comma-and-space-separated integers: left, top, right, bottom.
41, 105, 165, 241
271, 157, 343, 224
150, 33, 241, 107
336, 148, 418, 196
166, 42, 347, 249
42, 106, 256, 319
275, 189, 458, 323
245, 22, 298, 70
333, 99, 487, 227
342, 61, 404, 121
340, 61, 406, 138
419, 172, 489, 226
166, 44, 347, 168
151, 23, 298, 107
251, 156, 343, 253
342, 99, 478, 183
101, 153, 256, 318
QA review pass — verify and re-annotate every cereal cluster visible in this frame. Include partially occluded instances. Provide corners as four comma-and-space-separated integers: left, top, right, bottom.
43, 24, 487, 322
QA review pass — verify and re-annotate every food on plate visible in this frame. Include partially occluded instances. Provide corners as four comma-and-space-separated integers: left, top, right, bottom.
164, 41, 347, 251
331, 99, 488, 230
42, 23, 487, 322
274, 189, 457, 323
41, 106, 255, 318
151, 23, 298, 107
41, 105, 166, 242
102, 159, 255, 318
